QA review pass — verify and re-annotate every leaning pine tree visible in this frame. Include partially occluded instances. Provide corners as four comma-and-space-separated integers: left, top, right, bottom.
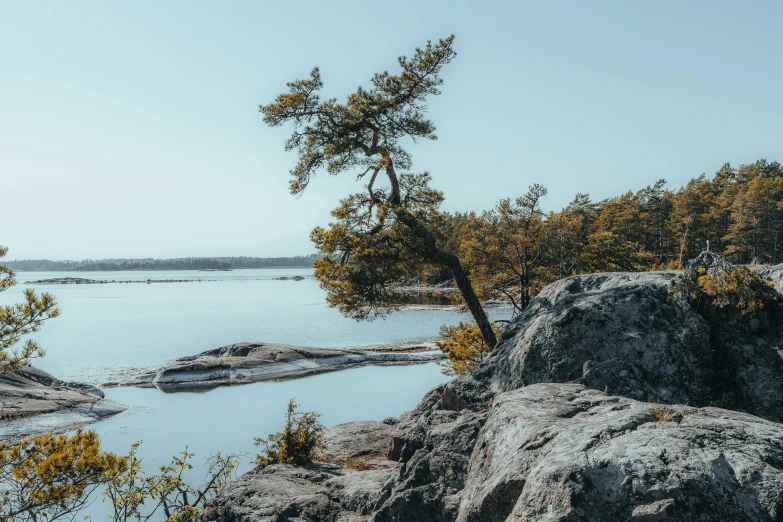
260, 35, 497, 348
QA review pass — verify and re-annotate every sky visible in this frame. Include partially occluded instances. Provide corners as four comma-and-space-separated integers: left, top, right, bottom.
1, 1, 782, 260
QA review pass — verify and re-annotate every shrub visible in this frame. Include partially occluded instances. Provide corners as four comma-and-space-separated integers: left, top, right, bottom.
650, 406, 677, 426
0, 430, 237, 521
254, 399, 325, 469
669, 248, 777, 318
437, 321, 502, 376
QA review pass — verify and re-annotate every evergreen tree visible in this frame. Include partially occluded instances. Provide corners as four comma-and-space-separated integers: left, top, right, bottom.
260, 35, 498, 348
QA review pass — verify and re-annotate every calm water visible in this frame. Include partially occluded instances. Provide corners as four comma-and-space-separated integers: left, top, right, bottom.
6, 269, 483, 383
83, 364, 451, 519
1, 269, 507, 519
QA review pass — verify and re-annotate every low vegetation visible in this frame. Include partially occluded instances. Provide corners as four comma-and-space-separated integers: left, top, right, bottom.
669, 248, 777, 320
254, 399, 325, 469
650, 407, 678, 427
437, 321, 502, 376
0, 430, 237, 521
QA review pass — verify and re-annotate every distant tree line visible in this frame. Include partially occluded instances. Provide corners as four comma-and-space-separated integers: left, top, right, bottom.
426, 159, 783, 316
5, 254, 321, 272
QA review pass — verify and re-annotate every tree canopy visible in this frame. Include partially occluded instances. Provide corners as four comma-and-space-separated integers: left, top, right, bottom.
261, 35, 498, 348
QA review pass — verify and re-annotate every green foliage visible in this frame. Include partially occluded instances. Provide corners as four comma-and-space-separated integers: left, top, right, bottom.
0, 430, 237, 522
261, 35, 456, 196
457, 188, 654, 316
0, 429, 126, 521
102, 442, 237, 521
460, 185, 552, 314
254, 399, 325, 469
311, 172, 447, 319
0, 245, 59, 374
262, 35, 499, 348
669, 249, 777, 319
437, 321, 501, 376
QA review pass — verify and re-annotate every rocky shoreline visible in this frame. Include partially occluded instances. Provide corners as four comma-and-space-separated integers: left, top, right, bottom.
0, 366, 126, 442
207, 265, 783, 521
107, 342, 445, 390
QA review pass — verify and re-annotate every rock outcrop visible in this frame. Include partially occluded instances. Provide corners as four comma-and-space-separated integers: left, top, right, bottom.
125, 342, 443, 389
476, 269, 783, 422
207, 420, 400, 521
211, 267, 783, 521
0, 366, 126, 442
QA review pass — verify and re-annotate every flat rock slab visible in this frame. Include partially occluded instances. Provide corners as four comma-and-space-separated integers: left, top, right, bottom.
0, 366, 126, 442
126, 342, 443, 389
323, 420, 397, 460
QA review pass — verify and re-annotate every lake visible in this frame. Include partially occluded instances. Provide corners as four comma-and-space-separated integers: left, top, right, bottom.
1, 269, 507, 519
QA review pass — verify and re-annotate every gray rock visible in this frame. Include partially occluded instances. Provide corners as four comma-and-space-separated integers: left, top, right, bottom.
475, 271, 783, 422
128, 342, 444, 389
456, 383, 783, 522
0, 366, 126, 441
207, 420, 401, 521
323, 421, 396, 459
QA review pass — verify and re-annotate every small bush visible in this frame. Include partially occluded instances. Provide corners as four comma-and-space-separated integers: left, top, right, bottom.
436, 321, 501, 376
254, 399, 325, 469
669, 249, 777, 318
650, 406, 677, 426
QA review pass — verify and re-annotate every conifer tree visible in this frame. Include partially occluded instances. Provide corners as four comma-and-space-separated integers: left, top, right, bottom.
260, 35, 498, 348
0, 246, 59, 374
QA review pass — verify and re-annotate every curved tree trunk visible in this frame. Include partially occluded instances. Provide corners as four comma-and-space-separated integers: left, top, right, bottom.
445, 256, 498, 349
392, 206, 498, 349
384, 161, 497, 349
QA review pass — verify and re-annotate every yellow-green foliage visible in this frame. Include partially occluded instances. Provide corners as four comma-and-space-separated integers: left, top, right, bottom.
0, 245, 60, 374
0, 430, 237, 521
460, 186, 552, 315
102, 442, 237, 521
671, 251, 777, 318
310, 173, 448, 321
695, 266, 776, 316
255, 399, 325, 469
0, 429, 127, 521
437, 321, 501, 376
650, 407, 677, 426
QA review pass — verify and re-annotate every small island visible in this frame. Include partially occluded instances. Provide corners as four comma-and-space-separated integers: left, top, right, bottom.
113, 342, 444, 389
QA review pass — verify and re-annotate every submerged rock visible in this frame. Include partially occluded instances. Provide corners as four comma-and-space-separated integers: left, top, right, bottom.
0, 366, 126, 441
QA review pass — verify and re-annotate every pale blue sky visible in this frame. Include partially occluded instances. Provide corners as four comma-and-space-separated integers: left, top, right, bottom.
2, 1, 781, 259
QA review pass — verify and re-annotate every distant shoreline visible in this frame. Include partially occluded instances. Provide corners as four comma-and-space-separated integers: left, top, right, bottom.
13, 266, 315, 272
5, 255, 320, 272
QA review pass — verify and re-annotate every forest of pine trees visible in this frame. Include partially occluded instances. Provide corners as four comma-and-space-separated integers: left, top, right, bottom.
434, 160, 783, 313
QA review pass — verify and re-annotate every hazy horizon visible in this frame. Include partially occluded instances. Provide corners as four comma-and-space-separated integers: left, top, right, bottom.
3, 1, 782, 259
